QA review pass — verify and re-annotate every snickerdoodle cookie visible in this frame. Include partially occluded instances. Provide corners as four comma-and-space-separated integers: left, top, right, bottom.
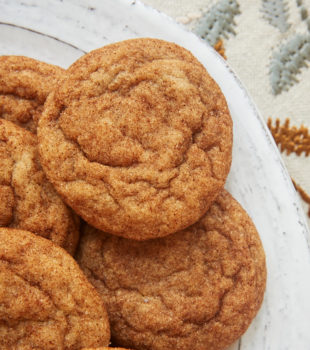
0, 119, 79, 254
38, 38, 233, 240
77, 190, 266, 350
0, 227, 110, 350
0, 55, 63, 133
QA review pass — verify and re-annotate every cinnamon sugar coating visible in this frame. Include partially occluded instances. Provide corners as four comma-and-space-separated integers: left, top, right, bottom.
0, 55, 64, 133
77, 190, 266, 350
0, 119, 79, 254
0, 228, 110, 349
38, 38, 232, 240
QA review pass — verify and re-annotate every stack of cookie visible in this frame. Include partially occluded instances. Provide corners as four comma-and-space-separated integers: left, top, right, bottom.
0, 39, 266, 350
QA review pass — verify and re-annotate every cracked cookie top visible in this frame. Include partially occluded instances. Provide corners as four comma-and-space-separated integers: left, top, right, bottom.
38, 38, 233, 240
0, 228, 110, 350
0, 119, 79, 255
77, 190, 266, 350
0, 55, 64, 133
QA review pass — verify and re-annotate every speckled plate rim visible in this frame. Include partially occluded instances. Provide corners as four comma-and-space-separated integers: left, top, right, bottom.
1, 0, 310, 349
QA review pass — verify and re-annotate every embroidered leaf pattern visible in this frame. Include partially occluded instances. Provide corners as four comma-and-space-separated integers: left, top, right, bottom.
296, 0, 310, 31
270, 34, 310, 94
267, 118, 310, 156
261, 0, 290, 32
268, 118, 310, 216
194, 0, 240, 46
292, 179, 310, 217
214, 39, 227, 59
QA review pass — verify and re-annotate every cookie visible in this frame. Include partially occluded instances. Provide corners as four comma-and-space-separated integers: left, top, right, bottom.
38, 38, 233, 240
0, 227, 110, 350
77, 190, 266, 350
0, 119, 79, 254
0, 55, 64, 133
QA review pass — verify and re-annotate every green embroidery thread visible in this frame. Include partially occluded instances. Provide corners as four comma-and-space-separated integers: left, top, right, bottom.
261, 0, 290, 33
270, 34, 310, 94
194, 0, 240, 46
296, 0, 310, 32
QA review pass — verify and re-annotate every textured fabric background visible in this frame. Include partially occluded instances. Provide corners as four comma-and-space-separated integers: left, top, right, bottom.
141, 0, 310, 227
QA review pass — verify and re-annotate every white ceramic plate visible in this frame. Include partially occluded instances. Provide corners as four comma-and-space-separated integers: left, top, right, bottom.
1, 1, 310, 349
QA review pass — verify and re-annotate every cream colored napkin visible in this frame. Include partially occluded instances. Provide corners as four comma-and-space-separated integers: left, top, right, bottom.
141, 0, 310, 228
